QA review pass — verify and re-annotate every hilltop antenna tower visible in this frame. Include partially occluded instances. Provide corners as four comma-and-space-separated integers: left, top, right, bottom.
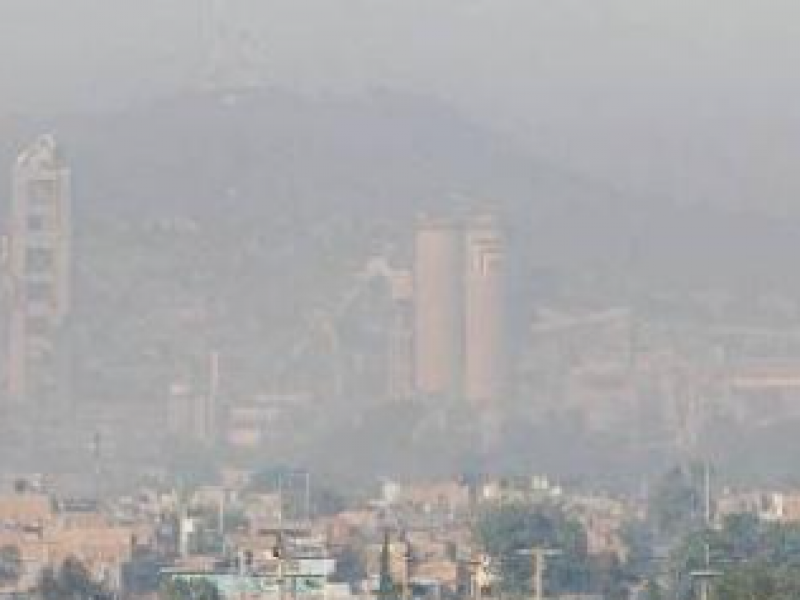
200, 0, 267, 91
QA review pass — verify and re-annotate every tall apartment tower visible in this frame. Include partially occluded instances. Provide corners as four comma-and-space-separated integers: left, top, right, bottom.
464, 215, 505, 406
6, 135, 72, 409
167, 351, 220, 445
413, 216, 464, 398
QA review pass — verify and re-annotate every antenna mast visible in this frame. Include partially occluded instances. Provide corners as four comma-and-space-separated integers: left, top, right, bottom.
200, 0, 267, 91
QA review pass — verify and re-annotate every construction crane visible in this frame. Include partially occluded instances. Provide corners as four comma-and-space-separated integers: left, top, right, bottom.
273, 256, 411, 398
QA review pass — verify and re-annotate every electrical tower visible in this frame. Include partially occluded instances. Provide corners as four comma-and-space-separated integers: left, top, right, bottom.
200, 0, 268, 91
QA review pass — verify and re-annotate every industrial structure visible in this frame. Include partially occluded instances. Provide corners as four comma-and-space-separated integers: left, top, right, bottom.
5, 135, 72, 413
413, 213, 506, 406
464, 215, 506, 406
413, 216, 464, 399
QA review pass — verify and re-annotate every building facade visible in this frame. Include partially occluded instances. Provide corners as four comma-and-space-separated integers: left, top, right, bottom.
464, 215, 505, 406
413, 216, 464, 398
6, 135, 72, 412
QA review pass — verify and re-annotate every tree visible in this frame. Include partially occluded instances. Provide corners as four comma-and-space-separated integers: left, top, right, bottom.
587, 552, 626, 600
643, 579, 663, 600
333, 543, 367, 584
160, 577, 221, 600
715, 562, 800, 600
189, 578, 222, 600
669, 513, 800, 600
37, 566, 61, 600
721, 512, 761, 560
60, 557, 99, 598
36, 557, 111, 600
648, 465, 705, 538
619, 518, 656, 582
160, 578, 190, 600
0, 545, 22, 587
474, 502, 591, 596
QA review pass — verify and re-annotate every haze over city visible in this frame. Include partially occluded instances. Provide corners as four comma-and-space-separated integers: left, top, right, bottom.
1, 1, 800, 599
3, 0, 800, 211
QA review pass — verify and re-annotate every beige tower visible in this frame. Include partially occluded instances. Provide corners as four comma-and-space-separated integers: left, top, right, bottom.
6, 135, 72, 408
413, 216, 463, 397
464, 215, 505, 406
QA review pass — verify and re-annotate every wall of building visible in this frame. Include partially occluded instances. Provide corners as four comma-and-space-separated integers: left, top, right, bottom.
413, 216, 463, 399
464, 215, 505, 406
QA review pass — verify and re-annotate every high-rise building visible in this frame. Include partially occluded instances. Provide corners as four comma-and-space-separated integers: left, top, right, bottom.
167, 352, 220, 445
6, 135, 72, 410
464, 215, 505, 406
413, 216, 463, 398
168, 382, 215, 445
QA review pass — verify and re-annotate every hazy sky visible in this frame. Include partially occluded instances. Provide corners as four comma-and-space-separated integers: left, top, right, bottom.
1, 0, 799, 210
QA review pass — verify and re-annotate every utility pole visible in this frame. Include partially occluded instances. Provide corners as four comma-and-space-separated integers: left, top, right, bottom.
515, 548, 561, 600
218, 488, 225, 535
462, 557, 485, 600
304, 470, 311, 525
402, 538, 413, 600
474, 559, 484, 600
704, 460, 712, 527
378, 529, 396, 600
691, 563, 720, 600
278, 471, 283, 526
691, 461, 719, 600
274, 531, 286, 600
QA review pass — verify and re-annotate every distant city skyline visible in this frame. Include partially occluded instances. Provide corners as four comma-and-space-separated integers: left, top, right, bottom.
4, 0, 800, 486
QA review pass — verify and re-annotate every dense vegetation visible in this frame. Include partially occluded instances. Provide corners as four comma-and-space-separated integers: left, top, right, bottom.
160, 577, 221, 600
475, 469, 800, 600
37, 557, 112, 600
475, 502, 626, 599
673, 514, 800, 600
